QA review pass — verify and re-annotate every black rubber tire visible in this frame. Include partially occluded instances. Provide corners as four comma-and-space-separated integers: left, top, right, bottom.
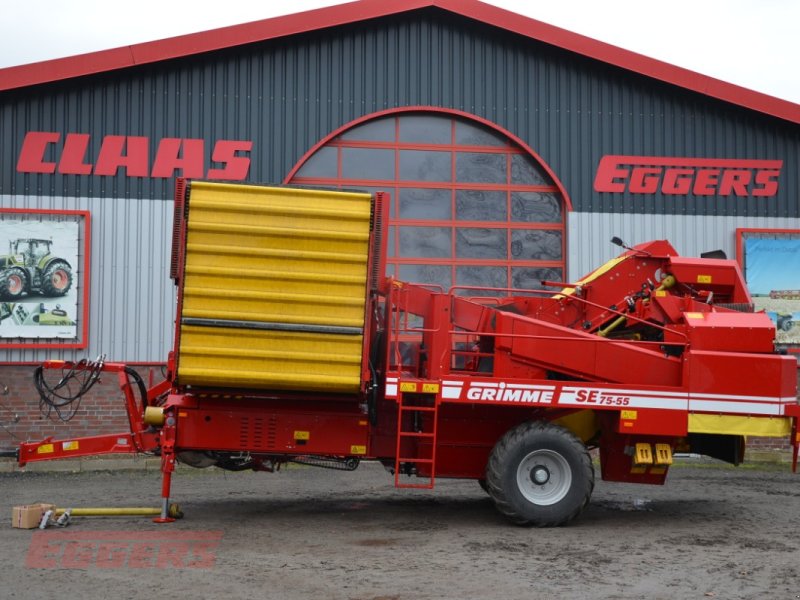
40, 261, 73, 297
0, 267, 27, 300
485, 421, 594, 527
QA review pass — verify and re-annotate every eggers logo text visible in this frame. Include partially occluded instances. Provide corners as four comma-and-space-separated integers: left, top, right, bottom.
594, 155, 782, 197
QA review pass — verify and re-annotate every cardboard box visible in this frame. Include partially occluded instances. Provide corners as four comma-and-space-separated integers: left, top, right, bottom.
11, 503, 55, 529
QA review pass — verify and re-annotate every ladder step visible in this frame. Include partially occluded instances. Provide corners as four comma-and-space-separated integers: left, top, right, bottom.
399, 406, 436, 412
399, 432, 435, 438
397, 457, 434, 464
396, 482, 434, 489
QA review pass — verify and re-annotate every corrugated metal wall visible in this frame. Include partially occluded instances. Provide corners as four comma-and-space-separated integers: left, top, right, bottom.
1, 8, 798, 362
568, 213, 800, 282
0, 194, 174, 362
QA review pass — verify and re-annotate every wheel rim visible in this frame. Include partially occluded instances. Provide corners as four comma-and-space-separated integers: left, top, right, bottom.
51, 269, 69, 290
516, 449, 572, 506
8, 274, 23, 295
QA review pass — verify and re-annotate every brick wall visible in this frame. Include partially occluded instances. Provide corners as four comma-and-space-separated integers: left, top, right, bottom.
747, 436, 791, 451
0, 364, 164, 446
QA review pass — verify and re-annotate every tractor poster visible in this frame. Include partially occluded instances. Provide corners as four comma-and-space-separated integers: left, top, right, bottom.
744, 236, 800, 346
0, 219, 79, 339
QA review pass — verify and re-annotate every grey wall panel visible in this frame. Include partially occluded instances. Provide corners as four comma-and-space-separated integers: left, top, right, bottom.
0, 194, 175, 363
567, 212, 800, 281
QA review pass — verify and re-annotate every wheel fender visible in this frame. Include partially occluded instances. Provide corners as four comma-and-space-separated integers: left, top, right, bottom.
552, 409, 599, 443
40, 257, 72, 272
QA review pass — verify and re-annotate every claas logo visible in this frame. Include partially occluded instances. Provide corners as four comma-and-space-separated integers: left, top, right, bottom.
16, 132, 252, 180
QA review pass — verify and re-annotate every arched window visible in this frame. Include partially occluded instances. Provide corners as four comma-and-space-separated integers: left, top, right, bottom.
288, 110, 567, 293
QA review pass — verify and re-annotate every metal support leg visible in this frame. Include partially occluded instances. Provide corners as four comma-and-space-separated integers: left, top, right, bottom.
154, 412, 177, 523
154, 468, 175, 523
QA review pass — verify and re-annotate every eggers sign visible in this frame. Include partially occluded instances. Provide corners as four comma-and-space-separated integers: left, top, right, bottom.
594, 155, 782, 197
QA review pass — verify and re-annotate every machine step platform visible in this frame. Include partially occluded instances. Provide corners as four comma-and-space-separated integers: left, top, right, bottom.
394, 385, 440, 489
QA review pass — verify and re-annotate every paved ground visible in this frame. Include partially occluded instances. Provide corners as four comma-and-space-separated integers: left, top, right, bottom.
1, 460, 799, 600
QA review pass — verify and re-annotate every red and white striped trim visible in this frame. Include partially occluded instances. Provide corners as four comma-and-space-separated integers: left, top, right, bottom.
559, 387, 688, 411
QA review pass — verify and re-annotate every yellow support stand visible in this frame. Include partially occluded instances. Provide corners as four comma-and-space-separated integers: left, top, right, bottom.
654, 444, 673, 465
634, 443, 654, 465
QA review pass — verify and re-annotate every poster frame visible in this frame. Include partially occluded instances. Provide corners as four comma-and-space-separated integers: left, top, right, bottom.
0, 208, 90, 349
735, 227, 800, 358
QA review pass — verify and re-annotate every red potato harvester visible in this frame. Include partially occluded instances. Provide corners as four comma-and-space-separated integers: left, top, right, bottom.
11, 180, 798, 526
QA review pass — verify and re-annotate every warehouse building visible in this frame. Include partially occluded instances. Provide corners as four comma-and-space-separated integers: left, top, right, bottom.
0, 0, 798, 442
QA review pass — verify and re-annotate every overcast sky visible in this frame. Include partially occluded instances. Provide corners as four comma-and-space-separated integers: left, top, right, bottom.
0, 0, 797, 105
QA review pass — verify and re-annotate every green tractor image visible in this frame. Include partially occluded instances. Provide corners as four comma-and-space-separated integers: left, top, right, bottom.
0, 238, 73, 300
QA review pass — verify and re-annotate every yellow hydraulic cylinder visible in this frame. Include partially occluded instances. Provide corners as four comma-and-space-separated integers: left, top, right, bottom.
598, 275, 676, 338
144, 406, 165, 426
656, 275, 676, 292
598, 315, 627, 338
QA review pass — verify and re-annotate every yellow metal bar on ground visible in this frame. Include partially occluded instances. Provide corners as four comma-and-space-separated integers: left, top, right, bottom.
55, 505, 183, 518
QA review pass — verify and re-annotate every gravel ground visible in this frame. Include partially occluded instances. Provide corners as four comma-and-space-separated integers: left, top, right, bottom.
1, 461, 799, 600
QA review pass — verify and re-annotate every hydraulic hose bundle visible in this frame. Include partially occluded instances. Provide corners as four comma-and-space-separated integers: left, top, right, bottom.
34, 355, 106, 422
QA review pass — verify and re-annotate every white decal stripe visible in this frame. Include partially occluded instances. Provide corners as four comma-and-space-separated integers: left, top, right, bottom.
386, 377, 398, 383
464, 382, 555, 391
558, 392, 687, 411
690, 401, 781, 416
689, 395, 793, 405
691, 392, 790, 403
502, 384, 557, 391
437, 382, 793, 412
442, 387, 463, 399
561, 387, 688, 400
626, 397, 688, 410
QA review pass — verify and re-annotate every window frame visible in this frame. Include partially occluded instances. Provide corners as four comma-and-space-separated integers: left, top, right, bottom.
287, 107, 571, 293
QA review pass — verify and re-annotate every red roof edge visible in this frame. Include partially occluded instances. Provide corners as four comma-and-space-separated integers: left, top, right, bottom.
1, 0, 798, 125
0, 0, 427, 91
440, 0, 800, 125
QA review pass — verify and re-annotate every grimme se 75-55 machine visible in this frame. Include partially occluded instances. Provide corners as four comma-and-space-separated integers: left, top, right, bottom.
13, 182, 800, 526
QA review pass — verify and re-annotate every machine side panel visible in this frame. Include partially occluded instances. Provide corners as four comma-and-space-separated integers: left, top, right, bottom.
176, 182, 373, 393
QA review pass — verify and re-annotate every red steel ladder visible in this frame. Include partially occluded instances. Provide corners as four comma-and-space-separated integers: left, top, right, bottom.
394, 385, 440, 489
